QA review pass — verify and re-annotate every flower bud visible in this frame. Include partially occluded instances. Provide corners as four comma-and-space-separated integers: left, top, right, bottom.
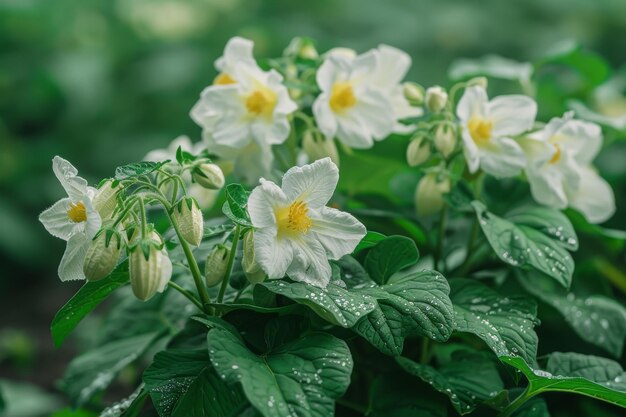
406, 136, 431, 167
242, 231, 266, 284
434, 125, 457, 158
285, 37, 319, 60
415, 173, 451, 217
302, 131, 340, 167
83, 229, 122, 281
467, 76, 488, 89
92, 180, 120, 219
129, 232, 172, 301
172, 197, 203, 246
425, 86, 448, 113
403, 82, 424, 106
205, 245, 229, 287
192, 161, 225, 190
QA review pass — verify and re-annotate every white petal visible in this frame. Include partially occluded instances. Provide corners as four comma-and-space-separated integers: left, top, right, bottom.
527, 167, 568, 209
489, 95, 537, 137
248, 179, 288, 228
58, 233, 89, 281
250, 115, 290, 146
460, 130, 480, 174
254, 228, 293, 279
310, 207, 366, 259
316, 56, 346, 92
286, 235, 332, 287
370, 45, 411, 87
350, 50, 378, 82
558, 118, 603, 165
39, 198, 79, 241
567, 166, 615, 224
519, 135, 555, 170
216, 36, 256, 74
52, 156, 88, 201
282, 158, 339, 208
312, 95, 338, 139
83, 198, 102, 240
353, 89, 396, 140
336, 112, 373, 148
190, 99, 218, 129
478, 137, 526, 177
457, 86, 488, 121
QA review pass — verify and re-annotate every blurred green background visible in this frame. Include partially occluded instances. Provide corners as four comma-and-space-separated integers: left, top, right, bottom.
1, 0, 626, 415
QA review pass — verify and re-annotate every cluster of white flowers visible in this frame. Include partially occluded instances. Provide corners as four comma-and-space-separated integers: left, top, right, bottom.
457, 86, 615, 223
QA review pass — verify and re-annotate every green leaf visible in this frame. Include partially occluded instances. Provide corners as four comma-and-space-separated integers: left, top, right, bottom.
450, 279, 538, 364
222, 184, 252, 226
352, 231, 386, 254
99, 386, 147, 417
352, 270, 455, 356
397, 350, 504, 414
537, 42, 611, 87
143, 349, 246, 417
506, 207, 578, 251
60, 332, 160, 406
207, 328, 353, 417
512, 397, 550, 417
51, 263, 129, 347
115, 161, 168, 180
363, 235, 419, 285
500, 353, 626, 409
518, 271, 626, 358
448, 54, 533, 84
471, 202, 575, 288
368, 374, 447, 417
256, 280, 377, 328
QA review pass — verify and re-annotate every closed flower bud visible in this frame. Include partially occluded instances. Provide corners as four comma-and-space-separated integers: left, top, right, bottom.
415, 173, 451, 217
242, 231, 266, 284
172, 197, 203, 246
285, 37, 319, 60
302, 131, 340, 167
83, 230, 122, 281
406, 136, 431, 167
93, 180, 120, 219
403, 82, 425, 106
425, 86, 448, 113
434, 125, 457, 158
192, 161, 225, 190
205, 245, 229, 287
129, 232, 172, 301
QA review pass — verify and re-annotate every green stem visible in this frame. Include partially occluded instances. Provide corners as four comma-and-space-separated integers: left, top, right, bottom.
433, 204, 448, 271
167, 281, 203, 311
138, 198, 147, 237
217, 224, 242, 304
499, 386, 536, 417
457, 219, 480, 277
420, 337, 431, 364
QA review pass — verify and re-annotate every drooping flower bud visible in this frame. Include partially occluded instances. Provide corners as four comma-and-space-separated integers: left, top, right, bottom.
205, 245, 229, 287
92, 180, 120, 219
129, 231, 172, 301
242, 231, 266, 284
406, 136, 431, 167
434, 124, 457, 158
83, 228, 123, 281
172, 197, 203, 246
415, 172, 451, 217
302, 131, 340, 167
403, 82, 425, 106
425, 86, 448, 113
192, 160, 225, 190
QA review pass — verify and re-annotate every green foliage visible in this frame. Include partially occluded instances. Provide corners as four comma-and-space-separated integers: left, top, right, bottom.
115, 161, 169, 180
222, 183, 253, 226
363, 235, 419, 285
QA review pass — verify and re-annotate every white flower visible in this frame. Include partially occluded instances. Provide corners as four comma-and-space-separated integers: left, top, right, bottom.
39, 157, 102, 281
457, 86, 537, 177
247, 158, 366, 287
521, 112, 615, 223
313, 45, 419, 148
213, 36, 259, 85
143, 135, 203, 162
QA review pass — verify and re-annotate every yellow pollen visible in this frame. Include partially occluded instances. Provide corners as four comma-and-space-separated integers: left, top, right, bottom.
468, 117, 493, 145
213, 73, 236, 85
245, 88, 277, 118
67, 202, 87, 223
549, 144, 561, 164
330, 82, 357, 113
276, 201, 312, 235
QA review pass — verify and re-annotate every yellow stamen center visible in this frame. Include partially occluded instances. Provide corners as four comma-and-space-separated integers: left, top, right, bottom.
330, 82, 357, 113
245, 88, 277, 118
468, 117, 493, 145
67, 202, 87, 223
213, 72, 236, 85
549, 144, 561, 164
276, 201, 312, 235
